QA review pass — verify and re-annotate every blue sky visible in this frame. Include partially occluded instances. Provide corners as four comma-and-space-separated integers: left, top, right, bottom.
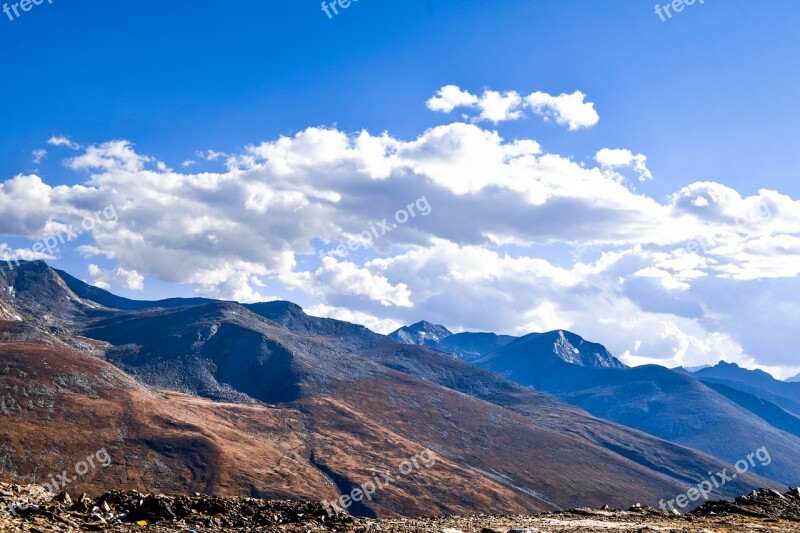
2, 1, 800, 376
3, 0, 799, 195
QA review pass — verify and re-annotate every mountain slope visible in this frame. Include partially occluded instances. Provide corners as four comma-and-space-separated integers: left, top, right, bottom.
476, 330, 627, 371
7, 335, 604, 517
0, 262, 786, 514
0, 336, 335, 504
0, 260, 103, 325
1, 320, 774, 516
56, 267, 215, 311
703, 381, 800, 439
475, 339, 800, 486
435, 332, 517, 362
694, 362, 800, 415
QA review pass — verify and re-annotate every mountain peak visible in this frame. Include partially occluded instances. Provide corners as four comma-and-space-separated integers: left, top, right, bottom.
694, 360, 782, 384
479, 329, 626, 370
389, 321, 453, 346
0, 260, 103, 325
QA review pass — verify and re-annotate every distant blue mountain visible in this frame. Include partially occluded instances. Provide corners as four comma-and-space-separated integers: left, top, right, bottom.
479, 352, 800, 487
389, 321, 800, 487
694, 362, 800, 417
436, 332, 517, 362
703, 381, 800, 439
475, 329, 627, 371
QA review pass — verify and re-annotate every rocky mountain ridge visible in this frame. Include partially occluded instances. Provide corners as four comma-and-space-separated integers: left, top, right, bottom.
0, 261, 791, 517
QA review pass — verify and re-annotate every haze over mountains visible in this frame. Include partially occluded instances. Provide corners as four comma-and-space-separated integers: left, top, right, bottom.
0, 260, 795, 517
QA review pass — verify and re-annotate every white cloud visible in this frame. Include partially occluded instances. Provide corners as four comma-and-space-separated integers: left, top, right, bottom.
426, 85, 480, 113
190, 263, 271, 302
525, 90, 600, 130
595, 148, 653, 182
88, 264, 145, 290
32, 149, 47, 164
68, 140, 150, 172
475, 90, 524, 123
196, 149, 228, 162
427, 86, 599, 130
47, 136, 81, 150
0, 242, 53, 263
3, 106, 800, 375
306, 304, 404, 334
281, 257, 413, 307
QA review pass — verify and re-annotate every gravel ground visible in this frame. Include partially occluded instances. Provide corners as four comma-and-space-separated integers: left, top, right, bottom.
2, 482, 800, 532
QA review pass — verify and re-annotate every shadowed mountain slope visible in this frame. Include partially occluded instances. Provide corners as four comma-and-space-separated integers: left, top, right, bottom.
0, 262, 791, 514
476, 343, 800, 486
475, 330, 627, 370
694, 362, 800, 416
435, 332, 517, 362
703, 381, 800, 439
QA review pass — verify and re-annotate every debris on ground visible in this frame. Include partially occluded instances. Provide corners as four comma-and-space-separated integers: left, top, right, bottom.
3, 481, 800, 532
692, 486, 800, 520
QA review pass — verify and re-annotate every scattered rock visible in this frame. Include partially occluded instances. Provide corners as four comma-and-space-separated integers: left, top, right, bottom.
2, 480, 799, 532
53, 492, 72, 506
693, 487, 800, 520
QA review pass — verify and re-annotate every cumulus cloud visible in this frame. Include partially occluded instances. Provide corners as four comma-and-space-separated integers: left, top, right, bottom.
281, 257, 413, 307
2, 101, 800, 376
474, 90, 524, 123
595, 148, 653, 182
68, 140, 151, 172
426, 85, 480, 113
0, 243, 53, 263
307, 304, 404, 334
427, 86, 598, 129
88, 264, 145, 290
525, 90, 600, 130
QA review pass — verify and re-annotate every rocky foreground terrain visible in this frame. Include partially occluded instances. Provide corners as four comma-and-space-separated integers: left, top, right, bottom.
3, 482, 800, 532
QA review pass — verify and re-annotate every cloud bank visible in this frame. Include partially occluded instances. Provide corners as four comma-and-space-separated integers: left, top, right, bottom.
2, 89, 800, 378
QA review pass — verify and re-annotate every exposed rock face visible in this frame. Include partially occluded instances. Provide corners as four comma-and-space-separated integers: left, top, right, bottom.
693, 487, 800, 520
389, 321, 453, 347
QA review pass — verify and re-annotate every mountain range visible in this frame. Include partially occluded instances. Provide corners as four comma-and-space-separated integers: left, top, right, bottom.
389, 321, 800, 487
0, 260, 793, 517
